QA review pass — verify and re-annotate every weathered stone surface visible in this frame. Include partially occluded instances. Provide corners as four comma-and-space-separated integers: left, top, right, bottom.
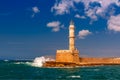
43, 61, 77, 67
56, 50, 79, 63
43, 58, 120, 67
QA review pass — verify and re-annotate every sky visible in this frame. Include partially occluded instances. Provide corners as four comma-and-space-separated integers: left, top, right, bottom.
0, 0, 120, 59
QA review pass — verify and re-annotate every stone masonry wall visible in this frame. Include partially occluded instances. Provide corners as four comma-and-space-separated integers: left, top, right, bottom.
80, 57, 120, 63
56, 52, 74, 63
56, 50, 79, 63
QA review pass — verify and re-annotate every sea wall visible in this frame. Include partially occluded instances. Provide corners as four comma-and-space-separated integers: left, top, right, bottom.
43, 61, 77, 67
80, 57, 120, 63
43, 57, 120, 67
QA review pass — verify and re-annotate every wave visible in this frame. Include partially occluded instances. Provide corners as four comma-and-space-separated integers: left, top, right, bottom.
13, 56, 55, 67
4, 60, 9, 62
31, 56, 55, 67
67, 75, 81, 78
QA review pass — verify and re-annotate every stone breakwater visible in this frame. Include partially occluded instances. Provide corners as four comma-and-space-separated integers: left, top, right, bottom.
43, 57, 120, 67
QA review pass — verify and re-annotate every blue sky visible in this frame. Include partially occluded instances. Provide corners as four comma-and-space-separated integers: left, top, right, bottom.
0, 0, 120, 59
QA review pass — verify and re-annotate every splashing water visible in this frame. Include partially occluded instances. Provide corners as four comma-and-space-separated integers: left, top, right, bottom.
4, 60, 9, 62
32, 56, 55, 67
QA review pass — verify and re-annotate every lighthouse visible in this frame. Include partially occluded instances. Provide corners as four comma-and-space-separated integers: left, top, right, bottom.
55, 20, 80, 63
69, 20, 75, 50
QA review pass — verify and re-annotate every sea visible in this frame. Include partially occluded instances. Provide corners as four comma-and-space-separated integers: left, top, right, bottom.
0, 57, 120, 80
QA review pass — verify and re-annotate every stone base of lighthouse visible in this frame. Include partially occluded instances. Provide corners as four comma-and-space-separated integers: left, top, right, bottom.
56, 50, 79, 63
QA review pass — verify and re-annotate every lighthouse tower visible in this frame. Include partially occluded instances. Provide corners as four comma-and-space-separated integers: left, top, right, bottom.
69, 20, 75, 50
56, 20, 80, 63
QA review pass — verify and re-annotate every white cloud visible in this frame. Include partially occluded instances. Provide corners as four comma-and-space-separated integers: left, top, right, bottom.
74, 0, 81, 3
108, 15, 120, 32
85, 8, 98, 21
52, 0, 120, 21
51, 0, 80, 15
32, 6, 40, 17
51, 0, 73, 15
81, 0, 120, 20
75, 14, 86, 19
78, 30, 92, 39
32, 7, 40, 13
47, 21, 64, 32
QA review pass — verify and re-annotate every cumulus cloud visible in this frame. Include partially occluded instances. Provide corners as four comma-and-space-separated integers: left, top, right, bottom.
78, 30, 92, 39
107, 15, 120, 32
74, 0, 81, 3
85, 8, 98, 21
32, 7, 40, 13
82, 0, 120, 20
75, 14, 86, 19
47, 21, 64, 32
51, 0, 120, 33
52, 0, 120, 20
51, 0, 81, 15
32, 6, 40, 17
51, 0, 73, 15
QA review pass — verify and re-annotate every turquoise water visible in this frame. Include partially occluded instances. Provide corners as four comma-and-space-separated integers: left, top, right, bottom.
0, 60, 120, 80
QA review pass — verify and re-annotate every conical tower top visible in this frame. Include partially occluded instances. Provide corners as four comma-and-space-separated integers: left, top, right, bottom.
70, 20, 74, 25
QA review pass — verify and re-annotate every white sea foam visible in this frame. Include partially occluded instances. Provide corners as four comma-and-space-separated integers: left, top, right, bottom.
14, 62, 21, 64
14, 62, 32, 65
4, 60, 9, 62
13, 56, 55, 67
67, 75, 81, 78
32, 56, 55, 67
